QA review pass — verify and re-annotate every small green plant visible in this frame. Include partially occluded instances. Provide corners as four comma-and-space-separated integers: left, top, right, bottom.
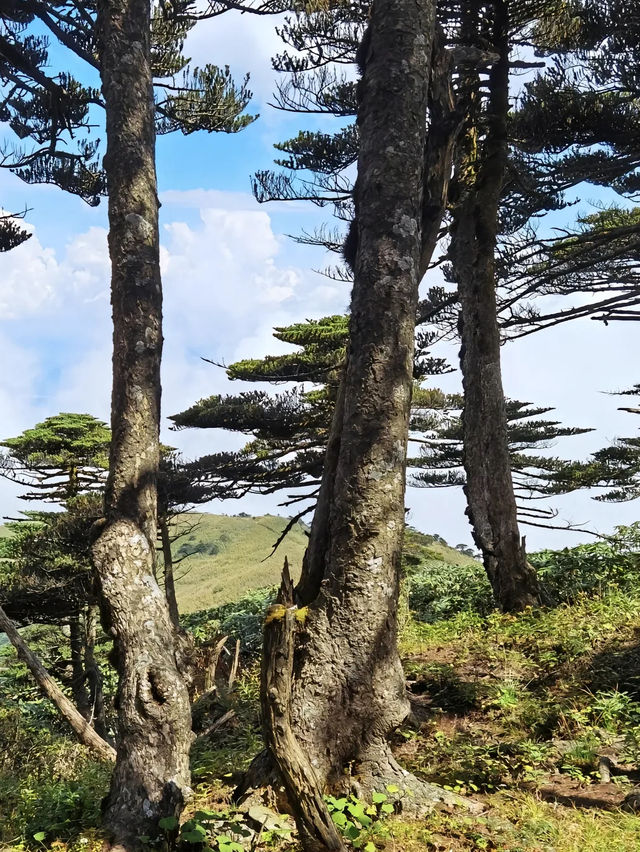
157, 810, 252, 851
324, 791, 396, 849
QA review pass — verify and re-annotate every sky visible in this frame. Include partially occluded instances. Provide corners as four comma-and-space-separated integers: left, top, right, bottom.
0, 10, 638, 552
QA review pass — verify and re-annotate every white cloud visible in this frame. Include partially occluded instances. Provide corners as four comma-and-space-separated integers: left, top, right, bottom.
0, 192, 347, 516
1, 185, 637, 550
0, 222, 109, 320
0, 228, 57, 318
182, 12, 291, 109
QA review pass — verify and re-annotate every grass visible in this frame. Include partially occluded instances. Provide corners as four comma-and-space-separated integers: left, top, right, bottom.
160, 513, 308, 613
166, 514, 473, 613
2, 523, 640, 851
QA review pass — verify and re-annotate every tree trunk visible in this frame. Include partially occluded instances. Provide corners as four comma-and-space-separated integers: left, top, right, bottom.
84, 604, 111, 743
263, 562, 346, 852
451, 0, 540, 612
92, 1, 193, 846
0, 604, 116, 763
418, 26, 462, 281
288, 0, 458, 807
160, 515, 180, 629
69, 610, 92, 721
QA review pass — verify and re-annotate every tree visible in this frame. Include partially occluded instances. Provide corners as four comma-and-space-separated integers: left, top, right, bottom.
409, 393, 592, 529
0, 415, 111, 736
275, 0, 458, 808
87, 1, 193, 845
553, 385, 640, 503
0, 209, 30, 251
1, 3, 255, 843
0, 1, 254, 199
0, 413, 110, 501
444, 0, 542, 611
157, 448, 214, 630
171, 314, 450, 551
0, 602, 116, 762
496, 0, 640, 334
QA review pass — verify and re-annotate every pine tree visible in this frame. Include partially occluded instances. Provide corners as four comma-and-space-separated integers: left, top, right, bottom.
553, 385, 640, 503
499, 0, 640, 332
0, 412, 110, 501
0, 414, 113, 748
409, 394, 592, 523
265, 0, 454, 818
1, 3, 256, 845
0, 210, 30, 251
171, 315, 450, 539
0, 1, 254, 201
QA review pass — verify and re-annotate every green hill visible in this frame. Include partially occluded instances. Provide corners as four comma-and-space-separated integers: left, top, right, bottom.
168, 514, 477, 614
168, 513, 310, 613
0, 512, 476, 615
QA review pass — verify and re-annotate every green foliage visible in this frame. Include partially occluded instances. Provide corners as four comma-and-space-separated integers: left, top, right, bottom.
531, 524, 640, 603
552, 386, 640, 502
0, 497, 101, 624
0, 413, 110, 502
156, 65, 255, 135
324, 792, 394, 849
404, 523, 640, 622
0, 212, 31, 252
183, 588, 276, 655
407, 558, 493, 622
154, 805, 283, 851
0, 704, 109, 846
0, 2, 255, 204
409, 397, 591, 502
172, 316, 449, 508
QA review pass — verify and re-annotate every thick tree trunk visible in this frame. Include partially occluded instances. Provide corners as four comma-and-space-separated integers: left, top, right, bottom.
451, 0, 540, 612
0, 604, 116, 763
92, 1, 193, 847
288, 0, 458, 808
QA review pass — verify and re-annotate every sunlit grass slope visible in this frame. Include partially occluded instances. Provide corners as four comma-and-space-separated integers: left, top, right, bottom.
168, 514, 478, 614
168, 513, 309, 613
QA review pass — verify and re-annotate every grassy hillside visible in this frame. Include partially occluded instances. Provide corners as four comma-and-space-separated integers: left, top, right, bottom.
2, 522, 640, 850
0, 513, 475, 616
167, 514, 477, 614
168, 513, 309, 613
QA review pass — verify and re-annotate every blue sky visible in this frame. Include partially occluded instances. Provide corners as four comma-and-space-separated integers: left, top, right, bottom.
0, 10, 638, 551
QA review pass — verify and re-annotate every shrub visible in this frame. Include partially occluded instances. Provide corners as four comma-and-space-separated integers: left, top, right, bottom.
406, 523, 640, 622
531, 523, 640, 604
0, 704, 109, 845
182, 587, 276, 655
407, 558, 493, 622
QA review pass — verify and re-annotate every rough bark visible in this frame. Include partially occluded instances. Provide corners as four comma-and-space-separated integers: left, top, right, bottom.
0, 604, 116, 763
297, 379, 346, 605
159, 514, 198, 691
418, 26, 462, 282
263, 562, 346, 852
92, 1, 193, 846
289, 0, 458, 808
451, 0, 541, 612
297, 31, 460, 608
